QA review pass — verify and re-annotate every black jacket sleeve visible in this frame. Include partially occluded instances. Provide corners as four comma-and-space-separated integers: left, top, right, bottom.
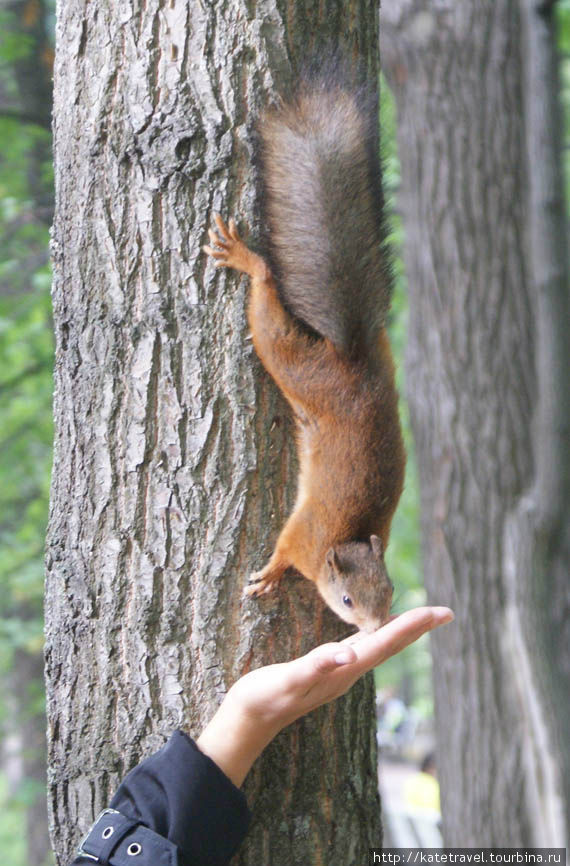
71, 730, 251, 866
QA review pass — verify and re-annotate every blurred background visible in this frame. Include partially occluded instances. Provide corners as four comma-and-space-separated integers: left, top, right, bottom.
0, 2, 568, 863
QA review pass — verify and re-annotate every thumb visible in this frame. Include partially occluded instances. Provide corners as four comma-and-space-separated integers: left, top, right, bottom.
297, 643, 358, 682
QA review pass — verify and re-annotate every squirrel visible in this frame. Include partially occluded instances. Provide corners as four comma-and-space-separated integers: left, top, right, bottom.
203, 62, 405, 633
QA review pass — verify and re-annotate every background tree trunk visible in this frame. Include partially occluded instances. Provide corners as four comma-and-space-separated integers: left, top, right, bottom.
381, 0, 569, 846
45, 3, 384, 864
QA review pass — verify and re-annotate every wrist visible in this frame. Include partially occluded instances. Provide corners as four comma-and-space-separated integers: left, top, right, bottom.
196, 694, 280, 788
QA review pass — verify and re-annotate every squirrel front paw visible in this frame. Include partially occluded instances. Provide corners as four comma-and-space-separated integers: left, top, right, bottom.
244, 568, 283, 598
203, 214, 271, 281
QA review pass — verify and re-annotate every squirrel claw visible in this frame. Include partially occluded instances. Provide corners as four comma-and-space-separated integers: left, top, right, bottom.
203, 215, 246, 271
208, 228, 229, 248
202, 244, 227, 259
228, 217, 240, 241
244, 570, 281, 598
203, 214, 267, 281
214, 213, 241, 244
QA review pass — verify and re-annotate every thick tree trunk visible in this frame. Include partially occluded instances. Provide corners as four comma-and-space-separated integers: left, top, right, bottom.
381, 0, 569, 846
46, 3, 383, 864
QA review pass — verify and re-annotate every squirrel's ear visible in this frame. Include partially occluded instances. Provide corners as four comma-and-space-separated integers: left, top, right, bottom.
326, 547, 340, 574
370, 535, 383, 559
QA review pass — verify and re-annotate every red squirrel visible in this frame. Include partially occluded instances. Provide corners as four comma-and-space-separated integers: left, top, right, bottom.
204, 64, 405, 633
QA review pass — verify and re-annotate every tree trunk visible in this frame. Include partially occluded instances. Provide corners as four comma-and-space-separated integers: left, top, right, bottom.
381, 0, 569, 846
45, 3, 383, 864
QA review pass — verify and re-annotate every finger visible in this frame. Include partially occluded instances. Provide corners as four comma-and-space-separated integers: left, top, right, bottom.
281, 608, 453, 697
286, 643, 358, 690
346, 607, 450, 641
349, 606, 454, 672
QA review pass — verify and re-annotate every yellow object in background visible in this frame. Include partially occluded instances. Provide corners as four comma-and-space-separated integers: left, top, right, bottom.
404, 770, 440, 813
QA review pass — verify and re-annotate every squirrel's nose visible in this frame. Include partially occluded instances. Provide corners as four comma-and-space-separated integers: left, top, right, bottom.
361, 618, 383, 634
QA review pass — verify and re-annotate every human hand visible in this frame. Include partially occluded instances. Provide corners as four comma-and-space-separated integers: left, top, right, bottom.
196, 605, 453, 786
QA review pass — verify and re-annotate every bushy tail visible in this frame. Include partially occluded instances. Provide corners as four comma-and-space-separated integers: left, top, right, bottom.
257, 59, 392, 361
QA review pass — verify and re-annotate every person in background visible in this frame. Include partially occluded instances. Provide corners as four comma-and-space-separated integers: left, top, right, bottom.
404, 751, 440, 813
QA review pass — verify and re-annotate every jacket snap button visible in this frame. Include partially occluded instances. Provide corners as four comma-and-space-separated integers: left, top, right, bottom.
102, 826, 114, 839
127, 842, 142, 856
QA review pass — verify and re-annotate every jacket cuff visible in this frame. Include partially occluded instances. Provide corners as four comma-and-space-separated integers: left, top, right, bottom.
109, 730, 251, 866
76, 808, 178, 865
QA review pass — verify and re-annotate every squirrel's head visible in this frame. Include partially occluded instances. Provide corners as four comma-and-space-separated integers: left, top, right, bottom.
317, 535, 393, 633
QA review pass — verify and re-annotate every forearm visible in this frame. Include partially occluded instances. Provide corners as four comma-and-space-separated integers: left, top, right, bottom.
72, 731, 251, 866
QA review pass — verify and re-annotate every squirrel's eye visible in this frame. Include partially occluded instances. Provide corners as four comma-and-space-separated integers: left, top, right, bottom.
342, 595, 353, 607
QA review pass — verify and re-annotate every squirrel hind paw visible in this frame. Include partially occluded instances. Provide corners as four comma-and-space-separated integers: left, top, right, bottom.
203, 215, 256, 275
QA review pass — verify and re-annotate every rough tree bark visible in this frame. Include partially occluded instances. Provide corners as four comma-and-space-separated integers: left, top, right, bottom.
45, 3, 385, 864
381, 0, 569, 846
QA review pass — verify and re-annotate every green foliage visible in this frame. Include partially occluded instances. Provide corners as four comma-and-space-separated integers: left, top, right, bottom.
0, 219, 53, 668
0, 205, 53, 861
0, 5, 54, 862
0, 122, 53, 210
0, 771, 55, 866
0, 773, 26, 864
0, 12, 33, 65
